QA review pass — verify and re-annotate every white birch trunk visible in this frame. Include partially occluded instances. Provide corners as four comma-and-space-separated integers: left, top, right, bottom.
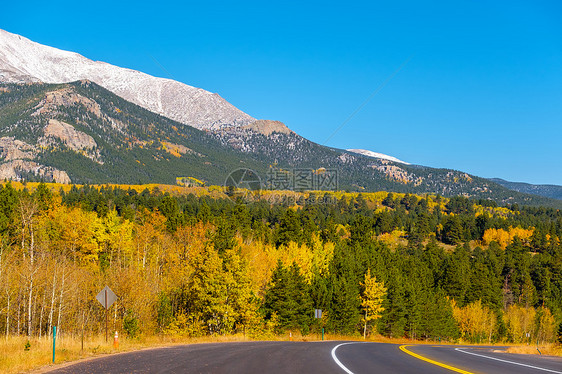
27, 276, 33, 336
16, 298, 21, 335
56, 270, 66, 337
5, 291, 10, 339
38, 291, 46, 339
363, 310, 368, 339
48, 268, 57, 337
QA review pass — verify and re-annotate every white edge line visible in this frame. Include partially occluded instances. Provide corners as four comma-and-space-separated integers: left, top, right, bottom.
455, 348, 562, 374
331, 342, 361, 374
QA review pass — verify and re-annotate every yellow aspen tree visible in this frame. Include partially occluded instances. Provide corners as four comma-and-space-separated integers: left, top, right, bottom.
310, 235, 334, 277
536, 307, 557, 344
280, 241, 313, 282
503, 304, 536, 343
508, 227, 534, 246
189, 244, 232, 335
103, 210, 134, 266
239, 240, 279, 294
360, 269, 387, 339
451, 299, 496, 343
133, 209, 165, 270
49, 205, 102, 265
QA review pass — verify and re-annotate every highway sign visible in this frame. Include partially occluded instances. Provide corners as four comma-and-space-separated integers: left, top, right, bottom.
96, 286, 117, 342
96, 286, 117, 309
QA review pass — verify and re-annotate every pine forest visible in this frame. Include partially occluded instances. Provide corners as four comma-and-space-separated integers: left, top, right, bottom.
1, 182, 561, 347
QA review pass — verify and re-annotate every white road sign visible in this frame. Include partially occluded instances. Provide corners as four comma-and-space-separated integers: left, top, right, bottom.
96, 286, 117, 309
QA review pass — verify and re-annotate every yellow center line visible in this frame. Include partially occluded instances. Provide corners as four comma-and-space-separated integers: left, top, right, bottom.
399, 345, 475, 374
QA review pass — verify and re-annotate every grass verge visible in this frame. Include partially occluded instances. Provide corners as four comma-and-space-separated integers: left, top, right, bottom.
505, 343, 562, 356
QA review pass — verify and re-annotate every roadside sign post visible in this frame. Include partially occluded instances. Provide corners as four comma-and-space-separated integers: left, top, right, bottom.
105, 289, 107, 342
96, 286, 117, 342
314, 309, 323, 340
52, 326, 56, 363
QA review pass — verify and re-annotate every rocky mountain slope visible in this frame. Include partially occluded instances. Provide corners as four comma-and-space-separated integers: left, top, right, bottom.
0, 80, 266, 184
0, 28, 255, 130
1, 80, 561, 208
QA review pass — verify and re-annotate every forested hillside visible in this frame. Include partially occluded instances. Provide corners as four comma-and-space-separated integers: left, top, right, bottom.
1, 182, 561, 345
491, 178, 562, 201
1, 81, 561, 208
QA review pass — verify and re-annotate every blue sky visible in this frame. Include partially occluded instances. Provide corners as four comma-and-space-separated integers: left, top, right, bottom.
2, 1, 561, 184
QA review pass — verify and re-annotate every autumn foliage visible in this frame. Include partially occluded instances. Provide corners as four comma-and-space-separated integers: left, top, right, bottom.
0, 183, 560, 347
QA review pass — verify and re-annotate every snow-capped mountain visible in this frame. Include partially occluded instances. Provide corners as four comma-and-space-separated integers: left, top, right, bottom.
0, 28, 255, 130
347, 149, 409, 164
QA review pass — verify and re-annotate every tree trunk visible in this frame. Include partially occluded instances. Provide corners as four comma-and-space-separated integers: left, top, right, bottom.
143, 244, 147, 269
27, 276, 33, 336
48, 269, 57, 337
16, 297, 21, 335
31, 291, 38, 337
39, 291, 46, 339
56, 270, 66, 338
113, 302, 118, 332
5, 291, 10, 339
363, 310, 368, 339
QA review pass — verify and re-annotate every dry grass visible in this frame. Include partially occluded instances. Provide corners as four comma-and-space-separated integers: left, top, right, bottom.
1, 334, 252, 374
505, 343, 562, 357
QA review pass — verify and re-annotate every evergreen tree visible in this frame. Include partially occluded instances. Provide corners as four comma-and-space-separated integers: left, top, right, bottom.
327, 246, 362, 334
441, 245, 470, 305
443, 216, 464, 245
382, 192, 395, 208
264, 261, 313, 333
276, 209, 303, 246
159, 195, 181, 231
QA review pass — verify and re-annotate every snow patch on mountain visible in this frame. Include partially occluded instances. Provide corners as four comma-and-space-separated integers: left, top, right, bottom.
0, 28, 255, 130
347, 149, 409, 164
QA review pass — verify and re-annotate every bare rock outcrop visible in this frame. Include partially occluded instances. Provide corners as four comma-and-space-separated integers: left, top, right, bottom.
240, 120, 294, 136
0, 137, 74, 183
33, 87, 102, 118
0, 137, 35, 161
44, 119, 97, 150
0, 160, 70, 183
372, 163, 423, 185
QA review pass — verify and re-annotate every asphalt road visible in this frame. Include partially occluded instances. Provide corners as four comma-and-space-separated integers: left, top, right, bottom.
47, 341, 562, 374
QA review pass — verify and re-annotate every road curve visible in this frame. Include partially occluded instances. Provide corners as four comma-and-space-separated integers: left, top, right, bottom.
47, 341, 562, 374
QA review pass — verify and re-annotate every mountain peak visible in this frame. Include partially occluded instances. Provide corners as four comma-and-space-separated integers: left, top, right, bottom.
0, 28, 255, 130
347, 149, 409, 164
